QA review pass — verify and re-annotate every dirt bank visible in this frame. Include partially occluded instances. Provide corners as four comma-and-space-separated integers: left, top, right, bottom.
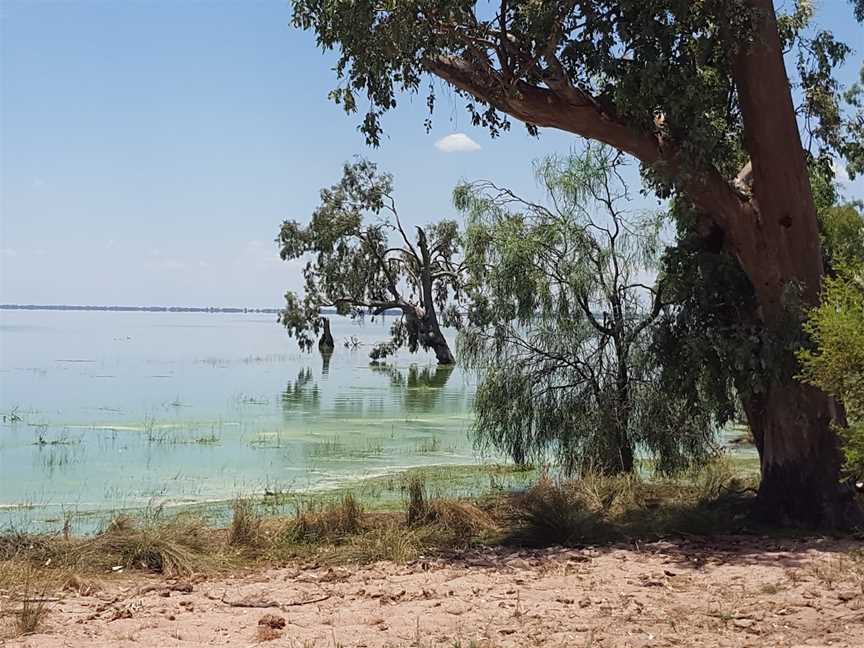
4, 536, 863, 647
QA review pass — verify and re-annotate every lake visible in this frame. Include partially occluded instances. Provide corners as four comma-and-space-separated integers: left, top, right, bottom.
0, 310, 480, 531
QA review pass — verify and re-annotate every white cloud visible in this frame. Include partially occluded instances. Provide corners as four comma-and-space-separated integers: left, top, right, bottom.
434, 133, 481, 153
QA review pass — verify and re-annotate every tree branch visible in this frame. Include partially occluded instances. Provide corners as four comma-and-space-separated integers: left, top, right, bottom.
423, 55, 747, 231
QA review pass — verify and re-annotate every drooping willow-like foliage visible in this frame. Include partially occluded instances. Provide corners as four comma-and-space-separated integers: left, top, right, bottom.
457, 146, 718, 474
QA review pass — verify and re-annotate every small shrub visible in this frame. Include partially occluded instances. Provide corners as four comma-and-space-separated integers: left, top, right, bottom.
798, 260, 864, 477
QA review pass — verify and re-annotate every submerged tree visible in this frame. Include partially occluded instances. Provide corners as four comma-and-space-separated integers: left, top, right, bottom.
292, 0, 864, 526
278, 160, 463, 365
458, 147, 716, 475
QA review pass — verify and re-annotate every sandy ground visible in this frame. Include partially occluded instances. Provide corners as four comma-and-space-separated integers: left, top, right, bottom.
4, 536, 864, 648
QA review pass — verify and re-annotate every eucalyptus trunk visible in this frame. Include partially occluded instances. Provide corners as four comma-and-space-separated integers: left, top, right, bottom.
726, 0, 857, 527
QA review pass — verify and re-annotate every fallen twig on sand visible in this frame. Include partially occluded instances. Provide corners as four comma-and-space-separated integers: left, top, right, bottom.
204, 590, 331, 609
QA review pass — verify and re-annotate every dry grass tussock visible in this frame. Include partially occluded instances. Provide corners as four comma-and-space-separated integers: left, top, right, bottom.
72, 514, 212, 577
509, 458, 758, 545
228, 498, 263, 548
277, 494, 364, 544
405, 476, 498, 542
0, 561, 52, 637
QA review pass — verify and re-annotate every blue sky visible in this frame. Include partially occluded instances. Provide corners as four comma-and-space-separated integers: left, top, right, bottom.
1, 1, 862, 307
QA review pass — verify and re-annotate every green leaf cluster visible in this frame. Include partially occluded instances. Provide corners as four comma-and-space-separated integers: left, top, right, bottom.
798, 204, 864, 476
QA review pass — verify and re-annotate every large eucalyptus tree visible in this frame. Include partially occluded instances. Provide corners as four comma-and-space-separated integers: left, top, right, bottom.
291, 0, 864, 526
278, 160, 463, 364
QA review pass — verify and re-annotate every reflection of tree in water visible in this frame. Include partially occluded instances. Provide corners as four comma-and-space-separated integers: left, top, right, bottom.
281, 367, 320, 413
371, 363, 455, 414
321, 350, 333, 376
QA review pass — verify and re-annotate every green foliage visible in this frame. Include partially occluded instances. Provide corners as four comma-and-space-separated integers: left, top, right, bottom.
655, 175, 863, 427
820, 202, 864, 271
458, 147, 717, 475
292, 0, 861, 190
277, 159, 464, 361
799, 252, 864, 476
651, 230, 755, 427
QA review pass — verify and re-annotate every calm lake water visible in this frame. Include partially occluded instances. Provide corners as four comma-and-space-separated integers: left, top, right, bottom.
0, 310, 479, 531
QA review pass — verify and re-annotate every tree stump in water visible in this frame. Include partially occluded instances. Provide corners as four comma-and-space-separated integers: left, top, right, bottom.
318, 317, 335, 352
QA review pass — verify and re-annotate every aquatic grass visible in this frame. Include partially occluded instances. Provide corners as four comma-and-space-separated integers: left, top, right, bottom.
1, 407, 23, 424
33, 431, 79, 447
306, 437, 346, 458
192, 432, 220, 445
413, 436, 442, 454
143, 414, 171, 444
235, 394, 270, 406
249, 431, 289, 448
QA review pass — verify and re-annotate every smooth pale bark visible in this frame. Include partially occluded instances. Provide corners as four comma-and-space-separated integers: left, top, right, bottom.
422, 0, 858, 525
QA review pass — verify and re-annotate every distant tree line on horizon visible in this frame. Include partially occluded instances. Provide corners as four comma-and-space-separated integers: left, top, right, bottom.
0, 304, 281, 314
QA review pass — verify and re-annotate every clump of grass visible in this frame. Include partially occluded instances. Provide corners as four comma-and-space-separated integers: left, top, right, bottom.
510, 476, 615, 546
406, 476, 429, 527
228, 498, 263, 547
330, 520, 422, 565
279, 494, 363, 544
0, 531, 54, 564
509, 459, 756, 546
571, 471, 640, 515
73, 514, 210, 577
5, 563, 51, 636
405, 476, 497, 544
688, 456, 744, 502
